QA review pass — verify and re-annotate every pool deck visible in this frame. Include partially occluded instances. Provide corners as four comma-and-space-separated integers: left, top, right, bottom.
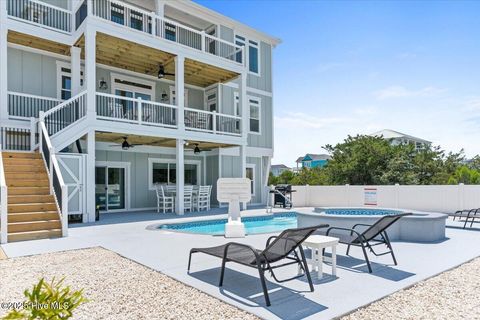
1, 207, 480, 320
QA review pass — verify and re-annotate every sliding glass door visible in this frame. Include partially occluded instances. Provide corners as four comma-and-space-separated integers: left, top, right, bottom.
95, 166, 126, 211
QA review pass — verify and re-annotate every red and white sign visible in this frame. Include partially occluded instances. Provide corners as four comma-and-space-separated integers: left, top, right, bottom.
364, 187, 378, 206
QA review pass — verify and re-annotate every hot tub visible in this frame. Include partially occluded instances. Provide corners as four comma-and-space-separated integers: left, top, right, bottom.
297, 207, 447, 242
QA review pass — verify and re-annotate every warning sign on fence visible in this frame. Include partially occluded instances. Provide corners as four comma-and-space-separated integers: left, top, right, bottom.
364, 188, 377, 206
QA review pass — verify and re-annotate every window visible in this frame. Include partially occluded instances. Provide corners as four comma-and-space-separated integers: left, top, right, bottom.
248, 40, 259, 74
235, 35, 260, 74
56, 63, 84, 100
249, 97, 261, 134
246, 165, 255, 196
205, 89, 217, 112
149, 159, 200, 190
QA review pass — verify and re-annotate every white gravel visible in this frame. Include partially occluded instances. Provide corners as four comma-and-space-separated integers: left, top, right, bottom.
0, 247, 258, 320
342, 257, 480, 320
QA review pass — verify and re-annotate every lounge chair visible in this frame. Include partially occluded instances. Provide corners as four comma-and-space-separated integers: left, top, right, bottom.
449, 208, 479, 228
319, 213, 411, 273
187, 224, 329, 306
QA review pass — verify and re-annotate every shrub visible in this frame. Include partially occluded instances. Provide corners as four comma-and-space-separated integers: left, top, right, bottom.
3, 278, 88, 320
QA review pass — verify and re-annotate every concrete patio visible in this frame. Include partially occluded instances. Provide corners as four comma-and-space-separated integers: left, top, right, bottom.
1, 208, 479, 320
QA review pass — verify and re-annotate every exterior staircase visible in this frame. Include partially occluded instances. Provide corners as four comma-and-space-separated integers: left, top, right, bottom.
2, 152, 62, 242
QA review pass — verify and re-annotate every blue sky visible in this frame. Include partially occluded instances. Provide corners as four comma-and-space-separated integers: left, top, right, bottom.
196, 0, 480, 167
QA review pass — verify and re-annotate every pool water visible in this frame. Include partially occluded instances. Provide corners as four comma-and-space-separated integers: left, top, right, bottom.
159, 212, 297, 235
323, 208, 402, 216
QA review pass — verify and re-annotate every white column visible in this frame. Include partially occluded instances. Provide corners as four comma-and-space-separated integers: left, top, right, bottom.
155, 0, 165, 16
239, 71, 248, 139
0, 0, 8, 121
86, 130, 96, 222
176, 139, 184, 215
175, 55, 185, 131
240, 144, 247, 210
70, 46, 82, 95
85, 27, 96, 117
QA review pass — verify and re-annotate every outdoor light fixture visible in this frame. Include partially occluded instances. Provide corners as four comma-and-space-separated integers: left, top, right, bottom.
98, 78, 108, 90
194, 144, 201, 154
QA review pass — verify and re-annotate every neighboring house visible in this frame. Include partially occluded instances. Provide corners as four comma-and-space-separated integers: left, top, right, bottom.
370, 129, 431, 151
270, 164, 291, 177
0, 0, 280, 243
296, 154, 331, 169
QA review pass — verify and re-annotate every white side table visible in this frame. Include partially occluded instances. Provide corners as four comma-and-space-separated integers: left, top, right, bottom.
300, 235, 339, 278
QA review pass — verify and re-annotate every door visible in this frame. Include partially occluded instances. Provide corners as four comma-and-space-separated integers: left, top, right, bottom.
95, 166, 127, 211
57, 154, 86, 216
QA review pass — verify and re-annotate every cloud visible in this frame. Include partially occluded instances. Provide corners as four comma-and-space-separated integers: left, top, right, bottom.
463, 97, 480, 111
373, 85, 446, 100
275, 112, 352, 129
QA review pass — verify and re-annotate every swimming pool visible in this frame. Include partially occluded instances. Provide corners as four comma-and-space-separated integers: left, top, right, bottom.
158, 212, 297, 235
323, 208, 401, 216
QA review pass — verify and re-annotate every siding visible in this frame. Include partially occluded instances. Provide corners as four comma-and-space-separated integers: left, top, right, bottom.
219, 25, 234, 42
206, 155, 219, 204
247, 41, 272, 92
95, 150, 206, 209
247, 93, 273, 149
7, 47, 61, 98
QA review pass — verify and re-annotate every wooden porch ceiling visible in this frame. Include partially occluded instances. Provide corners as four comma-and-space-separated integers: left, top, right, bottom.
8, 31, 70, 55
77, 33, 239, 88
96, 132, 235, 150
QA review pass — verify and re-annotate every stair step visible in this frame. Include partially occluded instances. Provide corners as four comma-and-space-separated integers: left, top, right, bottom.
4, 165, 45, 173
6, 180, 49, 188
8, 195, 55, 204
3, 158, 43, 166
8, 211, 60, 223
8, 220, 61, 233
2, 152, 41, 160
5, 172, 48, 180
9, 187, 50, 196
8, 229, 62, 242
8, 202, 57, 213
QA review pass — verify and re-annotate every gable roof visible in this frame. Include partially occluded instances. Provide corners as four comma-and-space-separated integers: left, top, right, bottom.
370, 129, 431, 144
297, 154, 331, 162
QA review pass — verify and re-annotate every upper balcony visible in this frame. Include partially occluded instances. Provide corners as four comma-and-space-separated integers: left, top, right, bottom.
6, 0, 245, 69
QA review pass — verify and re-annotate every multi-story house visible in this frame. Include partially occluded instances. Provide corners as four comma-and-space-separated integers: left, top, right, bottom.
0, 0, 280, 243
370, 129, 431, 151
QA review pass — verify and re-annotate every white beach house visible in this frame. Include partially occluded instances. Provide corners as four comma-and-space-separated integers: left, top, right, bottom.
0, 0, 280, 242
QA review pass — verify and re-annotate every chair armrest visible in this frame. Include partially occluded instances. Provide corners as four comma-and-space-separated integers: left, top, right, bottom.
352, 223, 373, 230
266, 235, 279, 248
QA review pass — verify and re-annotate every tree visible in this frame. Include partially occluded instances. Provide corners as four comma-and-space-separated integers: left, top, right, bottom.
447, 166, 480, 184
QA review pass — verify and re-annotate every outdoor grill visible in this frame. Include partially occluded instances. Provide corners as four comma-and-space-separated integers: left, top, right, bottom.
273, 184, 295, 208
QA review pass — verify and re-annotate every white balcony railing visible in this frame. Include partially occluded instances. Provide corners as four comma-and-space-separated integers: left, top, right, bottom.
96, 92, 178, 128
7, 0, 72, 33
8, 92, 62, 119
93, 0, 244, 65
41, 91, 88, 136
184, 107, 242, 136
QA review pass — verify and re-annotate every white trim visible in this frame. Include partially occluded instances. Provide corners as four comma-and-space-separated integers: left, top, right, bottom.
95, 161, 131, 212
248, 95, 261, 135
8, 43, 70, 60
111, 72, 156, 98
222, 81, 273, 97
56, 61, 84, 100
147, 157, 201, 190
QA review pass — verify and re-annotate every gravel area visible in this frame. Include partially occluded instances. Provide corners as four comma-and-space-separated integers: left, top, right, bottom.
342, 257, 480, 320
0, 247, 258, 320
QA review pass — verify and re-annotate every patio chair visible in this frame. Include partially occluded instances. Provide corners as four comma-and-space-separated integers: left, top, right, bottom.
449, 208, 479, 228
320, 213, 411, 273
184, 185, 194, 212
155, 185, 174, 213
188, 224, 329, 306
196, 185, 211, 211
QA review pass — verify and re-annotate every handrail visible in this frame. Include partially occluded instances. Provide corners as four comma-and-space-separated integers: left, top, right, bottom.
7, 91, 62, 102
41, 90, 87, 136
0, 144, 7, 244
42, 90, 87, 118
183, 107, 241, 120
28, 0, 72, 14
39, 122, 68, 237
95, 92, 177, 108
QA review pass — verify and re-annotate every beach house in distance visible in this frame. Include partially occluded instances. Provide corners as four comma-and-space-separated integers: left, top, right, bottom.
370, 129, 431, 151
0, 0, 280, 243
295, 154, 331, 170
270, 164, 291, 177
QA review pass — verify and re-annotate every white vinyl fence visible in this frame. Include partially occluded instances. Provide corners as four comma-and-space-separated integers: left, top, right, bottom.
291, 184, 480, 213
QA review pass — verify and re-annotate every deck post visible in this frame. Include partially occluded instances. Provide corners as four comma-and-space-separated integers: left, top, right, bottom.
0, 0, 8, 122
175, 55, 185, 131
86, 130, 96, 222
239, 72, 248, 209
85, 26, 97, 117
176, 139, 185, 215
70, 46, 82, 96
240, 144, 247, 210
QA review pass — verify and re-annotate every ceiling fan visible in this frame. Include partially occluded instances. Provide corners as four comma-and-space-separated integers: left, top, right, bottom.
192, 143, 212, 154
110, 137, 142, 150
158, 64, 175, 79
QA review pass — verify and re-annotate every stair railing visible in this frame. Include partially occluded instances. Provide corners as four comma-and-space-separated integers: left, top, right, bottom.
0, 144, 7, 244
39, 121, 68, 237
